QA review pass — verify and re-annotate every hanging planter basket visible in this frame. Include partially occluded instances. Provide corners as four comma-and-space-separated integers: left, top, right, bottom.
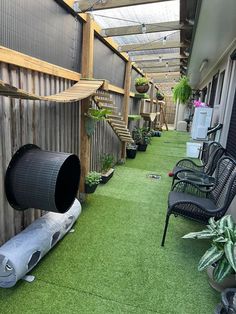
135, 84, 149, 94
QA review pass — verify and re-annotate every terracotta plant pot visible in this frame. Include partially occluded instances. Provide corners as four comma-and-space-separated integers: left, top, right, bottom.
135, 84, 149, 94
207, 265, 236, 292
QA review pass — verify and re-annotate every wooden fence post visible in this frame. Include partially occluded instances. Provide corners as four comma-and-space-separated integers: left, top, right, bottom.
121, 60, 132, 159
79, 14, 94, 193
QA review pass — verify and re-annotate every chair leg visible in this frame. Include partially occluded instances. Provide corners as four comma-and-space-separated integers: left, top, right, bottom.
161, 213, 170, 247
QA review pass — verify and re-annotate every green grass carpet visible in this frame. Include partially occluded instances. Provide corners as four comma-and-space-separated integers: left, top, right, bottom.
0, 131, 219, 313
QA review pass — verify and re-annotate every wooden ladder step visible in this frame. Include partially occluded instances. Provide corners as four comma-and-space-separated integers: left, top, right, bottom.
107, 114, 123, 120
100, 105, 117, 110
113, 126, 129, 131
94, 97, 114, 104
110, 122, 127, 129
109, 119, 126, 125
93, 92, 110, 98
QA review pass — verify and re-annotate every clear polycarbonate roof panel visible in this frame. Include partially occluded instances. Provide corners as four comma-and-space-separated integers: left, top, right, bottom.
91, 0, 180, 49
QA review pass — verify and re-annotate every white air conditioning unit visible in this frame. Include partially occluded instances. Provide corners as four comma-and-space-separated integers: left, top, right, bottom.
191, 107, 213, 140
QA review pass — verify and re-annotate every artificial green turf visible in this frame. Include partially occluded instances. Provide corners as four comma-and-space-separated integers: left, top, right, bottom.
0, 131, 219, 313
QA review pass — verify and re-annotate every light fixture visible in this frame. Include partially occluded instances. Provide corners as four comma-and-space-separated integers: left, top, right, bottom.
199, 59, 208, 72
141, 23, 146, 34
165, 73, 168, 79
159, 56, 162, 62
163, 36, 167, 45
165, 62, 168, 68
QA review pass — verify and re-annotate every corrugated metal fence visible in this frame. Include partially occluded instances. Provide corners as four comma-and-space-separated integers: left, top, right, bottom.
0, 62, 80, 244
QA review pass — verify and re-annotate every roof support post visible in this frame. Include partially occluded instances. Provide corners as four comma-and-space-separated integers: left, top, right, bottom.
121, 60, 132, 159
80, 14, 94, 194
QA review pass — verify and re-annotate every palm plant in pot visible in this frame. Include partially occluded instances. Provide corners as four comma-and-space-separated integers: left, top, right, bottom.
85, 171, 102, 193
126, 143, 138, 159
183, 215, 236, 292
132, 127, 151, 151
135, 77, 149, 94
100, 153, 115, 184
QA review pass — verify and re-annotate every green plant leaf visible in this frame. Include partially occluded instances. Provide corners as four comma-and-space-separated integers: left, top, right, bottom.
182, 230, 215, 239
213, 236, 227, 243
213, 257, 233, 282
219, 215, 233, 229
198, 246, 224, 271
224, 241, 236, 272
208, 217, 217, 229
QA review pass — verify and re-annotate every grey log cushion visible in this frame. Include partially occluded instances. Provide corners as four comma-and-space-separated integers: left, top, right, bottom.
0, 198, 81, 288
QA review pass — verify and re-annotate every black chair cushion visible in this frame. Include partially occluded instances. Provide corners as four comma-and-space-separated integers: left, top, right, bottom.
167, 192, 218, 222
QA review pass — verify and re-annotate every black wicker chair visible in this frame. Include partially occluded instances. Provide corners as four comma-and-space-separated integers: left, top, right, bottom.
171, 141, 225, 186
161, 156, 236, 246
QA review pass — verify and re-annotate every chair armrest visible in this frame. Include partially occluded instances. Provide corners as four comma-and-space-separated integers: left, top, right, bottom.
171, 180, 208, 197
175, 158, 204, 170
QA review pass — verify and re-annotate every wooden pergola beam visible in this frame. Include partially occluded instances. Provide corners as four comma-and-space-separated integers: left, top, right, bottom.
147, 71, 180, 77
144, 67, 180, 73
119, 41, 187, 52
139, 60, 182, 68
77, 0, 172, 12
103, 21, 191, 37
131, 53, 187, 62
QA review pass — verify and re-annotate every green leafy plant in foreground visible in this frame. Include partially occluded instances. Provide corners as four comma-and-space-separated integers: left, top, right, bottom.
85, 171, 102, 187
183, 215, 236, 282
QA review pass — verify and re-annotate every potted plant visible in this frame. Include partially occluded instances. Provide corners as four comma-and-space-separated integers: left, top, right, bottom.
100, 153, 115, 184
132, 127, 151, 151
183, 215, 236, 292
156, 89, 165, 101
85, 171, 102, 193
172, 76, 192, 104
126, 143, 138, 159
85, 107, 112, 136
135, 77, 149, 94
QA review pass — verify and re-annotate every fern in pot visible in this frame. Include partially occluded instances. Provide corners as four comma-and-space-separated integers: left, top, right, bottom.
172, 76, 192, 104
183, 215, 236, 291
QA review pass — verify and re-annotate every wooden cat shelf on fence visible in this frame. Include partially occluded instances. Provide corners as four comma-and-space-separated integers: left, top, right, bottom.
0, 79, 104, 103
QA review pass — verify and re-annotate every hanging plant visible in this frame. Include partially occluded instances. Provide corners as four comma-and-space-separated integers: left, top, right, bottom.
172, 76, 192, 104
85, 108, 112, 136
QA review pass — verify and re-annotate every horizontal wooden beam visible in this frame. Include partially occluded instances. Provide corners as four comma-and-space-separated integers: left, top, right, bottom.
77, 0, 172, 11
131, 53, 187, 62
139, 60, 182, 68
119, 41, 186, 52
147, 71, 180, 77
108, 84, 125, 95
144, 67, 180, 73
103, 21, 191, 37
0, 45, 81, 81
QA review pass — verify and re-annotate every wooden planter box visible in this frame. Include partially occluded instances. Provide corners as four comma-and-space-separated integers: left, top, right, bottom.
101, 168, 114, 184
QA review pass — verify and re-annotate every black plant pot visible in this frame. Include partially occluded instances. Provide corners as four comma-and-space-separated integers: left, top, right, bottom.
137, 144, 148, 152
156, 95, 164, 101
101, 169, 114, 184
126, 149, 137, 159
85, 183, 99, 194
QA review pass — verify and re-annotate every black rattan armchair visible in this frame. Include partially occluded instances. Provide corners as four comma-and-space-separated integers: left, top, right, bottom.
161, 156, 236, 246
171, 141, 225, 186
